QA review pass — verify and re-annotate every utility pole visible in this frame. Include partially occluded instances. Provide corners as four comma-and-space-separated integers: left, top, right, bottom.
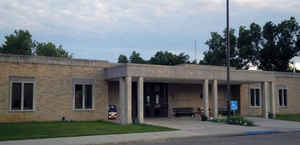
226, 0, 231, 118
194, 40, 197, 61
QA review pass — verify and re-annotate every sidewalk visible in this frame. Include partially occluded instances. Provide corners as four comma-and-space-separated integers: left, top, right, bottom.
1, 117, 300, 145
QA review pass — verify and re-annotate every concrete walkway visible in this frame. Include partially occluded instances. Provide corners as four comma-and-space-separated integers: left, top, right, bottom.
1, 117, 300, 145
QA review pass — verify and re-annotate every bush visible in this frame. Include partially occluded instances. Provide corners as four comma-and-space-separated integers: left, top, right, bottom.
201, 115, 208, 121
226, 116, 254, 126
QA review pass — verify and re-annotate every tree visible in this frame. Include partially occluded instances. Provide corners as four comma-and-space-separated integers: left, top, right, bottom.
237, 23, 261, 69
149, 51, 189, 65
35, 42, 72, 58
0, 30, 34, 55
201, 17, 300, 72
259, 17, 300, 71
118, 55, 128, 63
200, 29, 239, 67
129, 51, 146, 64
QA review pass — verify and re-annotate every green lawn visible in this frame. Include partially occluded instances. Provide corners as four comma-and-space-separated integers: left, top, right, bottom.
275, 114, 300, 122
0, 121, 176, 141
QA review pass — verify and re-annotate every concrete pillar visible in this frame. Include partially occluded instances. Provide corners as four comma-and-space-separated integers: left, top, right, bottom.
203, 80, 209, 117
119, 77, 126, 124
125, 76, 132, 124
137, 77, 144, 123
262, 81, 269, 119
212, 80, 218, 118
270, 81, 276, 118
119, 76, 132, 124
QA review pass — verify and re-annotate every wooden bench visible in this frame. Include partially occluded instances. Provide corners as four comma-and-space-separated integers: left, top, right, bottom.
173, 108, 194, 117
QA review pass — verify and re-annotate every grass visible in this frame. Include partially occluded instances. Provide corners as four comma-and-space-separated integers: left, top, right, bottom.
0, 121, 176, 141
275, 114, 300, 122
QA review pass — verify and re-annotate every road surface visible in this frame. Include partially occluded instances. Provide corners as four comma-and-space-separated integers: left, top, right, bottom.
135, 132, 300, 145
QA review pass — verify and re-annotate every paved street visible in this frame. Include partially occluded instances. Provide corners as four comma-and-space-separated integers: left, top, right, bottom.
135, 132, 300, 145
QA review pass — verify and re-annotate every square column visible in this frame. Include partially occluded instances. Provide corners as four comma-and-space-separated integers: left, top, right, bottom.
270, 82, 276, 118
212, 80, 218, 118
137, 77, 144, 123
262, 81, 269, 119
119, 76, 132, 124
203, 80, 209, 117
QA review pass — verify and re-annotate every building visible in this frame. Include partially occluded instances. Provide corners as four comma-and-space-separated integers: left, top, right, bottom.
0, 54, 300, 124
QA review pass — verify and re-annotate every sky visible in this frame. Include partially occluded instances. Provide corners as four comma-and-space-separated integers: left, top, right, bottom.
0, 0, 299, 62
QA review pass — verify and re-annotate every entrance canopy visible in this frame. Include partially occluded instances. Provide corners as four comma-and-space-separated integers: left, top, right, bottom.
104, 63, 280, 124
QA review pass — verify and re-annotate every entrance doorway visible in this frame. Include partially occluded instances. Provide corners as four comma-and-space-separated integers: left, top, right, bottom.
144, 83, 168, 118
131, 83, 169, 121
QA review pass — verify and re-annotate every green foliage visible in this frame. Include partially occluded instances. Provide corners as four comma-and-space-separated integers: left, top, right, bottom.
201, 115, 208, 121
149, 51, 189, 65
0, 121, 175, 141
0, 30, 34, 55
118, 54, 128, 63
275, 114, 300, 122
119, 51, 190, 65
129, 51, 146, 64
200, 29, 239, 67
211, 116, 254, 126
226, 116, 254, 126
202, 17, 300, 72
259, 17, 300, 71
0, 29, 72, 58
35, 42, 72, 58
237, 23, 261, 69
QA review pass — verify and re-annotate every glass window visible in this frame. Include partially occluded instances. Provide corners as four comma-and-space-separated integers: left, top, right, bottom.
278, 88, 288, 107
250, 89, 255, 106
23, 83, 34, 110
283, 89, 287, 106
85, 85, 93, 109
74, 84, 93, 110
255, 89, 260, 106
75, 85, 83, 109
250, 88, 260, 107
10, 81, 34, 111
11, 83, 22, 110
279, 89, 283, 106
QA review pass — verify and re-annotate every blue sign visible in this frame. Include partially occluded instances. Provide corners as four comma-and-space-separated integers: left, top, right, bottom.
230, 100, 238, 111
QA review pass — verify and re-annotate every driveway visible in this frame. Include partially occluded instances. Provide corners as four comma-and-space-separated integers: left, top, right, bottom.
247, 117, 300, 132
145, 117, 266, 136
145, 117, 300, 135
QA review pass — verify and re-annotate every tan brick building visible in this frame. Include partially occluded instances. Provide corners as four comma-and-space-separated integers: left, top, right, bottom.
1, 54, 300, 124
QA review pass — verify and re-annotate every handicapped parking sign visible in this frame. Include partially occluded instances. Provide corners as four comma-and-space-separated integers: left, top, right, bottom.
230, 100, 238, 111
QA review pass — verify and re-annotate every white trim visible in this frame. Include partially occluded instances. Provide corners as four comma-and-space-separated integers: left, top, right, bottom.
9, 77, 35, 112
72, 79, 95, 111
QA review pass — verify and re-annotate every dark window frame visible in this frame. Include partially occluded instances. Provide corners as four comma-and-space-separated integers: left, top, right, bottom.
10, 79, 35, 112
73, 79, 95, 111
249, 87, 261, 107
278, 87, 288, 107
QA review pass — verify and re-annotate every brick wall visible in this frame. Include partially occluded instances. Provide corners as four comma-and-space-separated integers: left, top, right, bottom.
0, 61, 112, 122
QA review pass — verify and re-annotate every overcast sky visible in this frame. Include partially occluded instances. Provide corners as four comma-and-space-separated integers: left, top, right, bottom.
0, 0, 299, 62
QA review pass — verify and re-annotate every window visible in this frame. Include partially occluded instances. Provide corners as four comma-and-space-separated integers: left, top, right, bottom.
73, 79, 94, 110
250, 88, 260, 107
278, 88, 288, 107
10, 77, 35, 111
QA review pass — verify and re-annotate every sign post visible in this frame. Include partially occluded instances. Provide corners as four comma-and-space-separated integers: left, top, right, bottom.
230, 100, 238, 116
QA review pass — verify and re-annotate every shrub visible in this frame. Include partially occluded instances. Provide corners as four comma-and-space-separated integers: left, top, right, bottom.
226, 116, 254, 126
201, 115, 208, 121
